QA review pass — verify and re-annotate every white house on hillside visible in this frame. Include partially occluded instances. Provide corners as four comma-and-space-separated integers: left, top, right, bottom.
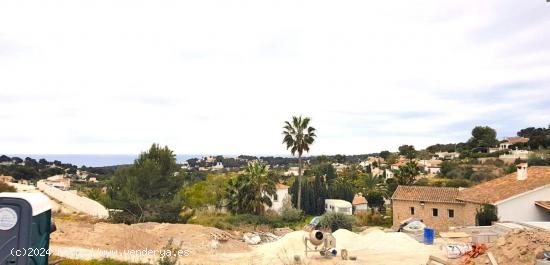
266, 183, 290, 212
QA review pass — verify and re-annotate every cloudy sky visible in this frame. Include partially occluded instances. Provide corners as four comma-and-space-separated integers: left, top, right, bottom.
1, 0, 549, 155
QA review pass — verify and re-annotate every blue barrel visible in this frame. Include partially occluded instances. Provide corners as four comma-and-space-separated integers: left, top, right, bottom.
423, 228, 434, 245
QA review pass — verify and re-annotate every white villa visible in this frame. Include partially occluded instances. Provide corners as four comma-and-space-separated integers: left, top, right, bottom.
266, 183, 290, 212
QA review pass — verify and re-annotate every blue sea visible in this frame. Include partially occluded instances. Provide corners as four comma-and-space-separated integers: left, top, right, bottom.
8, 154, 204, 167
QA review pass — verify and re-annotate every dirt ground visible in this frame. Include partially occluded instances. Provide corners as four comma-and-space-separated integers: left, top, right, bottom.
51, 218, 252, 264
50, 218, 445, 265
451, 229, 550, 265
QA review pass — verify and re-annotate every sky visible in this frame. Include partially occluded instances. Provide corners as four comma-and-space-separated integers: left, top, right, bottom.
0, 0, 549, 156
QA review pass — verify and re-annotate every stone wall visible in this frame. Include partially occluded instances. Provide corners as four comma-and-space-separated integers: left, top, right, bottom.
392, 200, 480, 232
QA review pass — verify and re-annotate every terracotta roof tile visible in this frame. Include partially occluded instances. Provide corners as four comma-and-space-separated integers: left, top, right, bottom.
391, 186, 462, 204
504, 137, 529, 144
276, 183, 289, 189
457, 166, 550, 204
352, 195, 367, 205
535, 201, 550, 211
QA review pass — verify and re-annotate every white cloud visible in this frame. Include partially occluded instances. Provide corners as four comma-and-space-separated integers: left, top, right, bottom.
0, 0, 549, 155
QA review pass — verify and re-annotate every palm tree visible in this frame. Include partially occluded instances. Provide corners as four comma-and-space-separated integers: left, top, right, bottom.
226, 161, 276, 215
362, 174, 388, 197
282, 116, 316, 210
361, 174, 388, 213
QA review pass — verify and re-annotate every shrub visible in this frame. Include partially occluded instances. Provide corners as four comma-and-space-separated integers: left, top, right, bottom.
476, 204, 498, 226
354, 211, 392, 227
319, 212, 354, 232
281, 206, 304, 222
187, 210, 233, 230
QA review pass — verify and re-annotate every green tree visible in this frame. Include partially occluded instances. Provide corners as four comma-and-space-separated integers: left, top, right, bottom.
107, 144, 184, 223
379, 151, 391, 160
282, 115, 317, 210
476, 204, 498, 226
308, 163, 337, 182
394, 161, 420, 185
468, 126, 498, 148
386, 153, 399, 165
360, 174, 388, 197
226, 161, 276, 215
180, 174, 229, 210
398, 145, 417, 159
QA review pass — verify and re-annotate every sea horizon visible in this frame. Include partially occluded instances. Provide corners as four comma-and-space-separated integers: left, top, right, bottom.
4, 153, 296, 167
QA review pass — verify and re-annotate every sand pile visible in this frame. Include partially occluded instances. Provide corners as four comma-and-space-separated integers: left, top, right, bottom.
254, 231, 308, 258
461, 229, 550, 265
333, 228, 430, 252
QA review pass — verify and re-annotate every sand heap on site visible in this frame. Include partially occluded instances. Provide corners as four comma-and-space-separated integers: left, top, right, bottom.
333, 229, 424, 252
460, 229, 550, 265
254, 228, 440, 264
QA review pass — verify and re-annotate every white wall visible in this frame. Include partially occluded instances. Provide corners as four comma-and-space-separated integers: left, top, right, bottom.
38, 180, 109, 218
496, 185, 550, 222
268, 188, 289, 212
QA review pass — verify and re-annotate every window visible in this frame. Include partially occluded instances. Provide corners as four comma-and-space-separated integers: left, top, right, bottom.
448, 209, 454, 218
273, 193, 278, 202
410, 207, 415, 215
432, 208, 438, 217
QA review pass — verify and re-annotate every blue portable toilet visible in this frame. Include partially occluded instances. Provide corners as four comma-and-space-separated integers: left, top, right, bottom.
0, 193, 53, 265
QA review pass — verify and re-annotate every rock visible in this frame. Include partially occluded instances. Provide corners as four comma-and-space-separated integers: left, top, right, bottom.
243, 233, 262, 245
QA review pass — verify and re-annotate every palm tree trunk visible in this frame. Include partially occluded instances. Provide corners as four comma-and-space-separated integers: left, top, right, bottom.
297, 155, 302, 210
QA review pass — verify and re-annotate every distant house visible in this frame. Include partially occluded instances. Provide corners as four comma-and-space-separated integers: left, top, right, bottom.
331, 163, 348, 173
433, 152, 460, 160
266, 183, 290, 213
499, 137, 529, 150
392, 164, 550, 232
45, 174, 71, 190
384, 169, 394, 179
211, 162, 224, 170
499, 149, 531, 160
325, 199, 353, 215
284, 167, 300, 176
0, 175, 14, 183
417, 160, 442, 175
352, 194, 368, 213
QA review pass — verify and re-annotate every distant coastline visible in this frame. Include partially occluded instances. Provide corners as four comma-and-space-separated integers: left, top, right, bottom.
6, 154, 203, 167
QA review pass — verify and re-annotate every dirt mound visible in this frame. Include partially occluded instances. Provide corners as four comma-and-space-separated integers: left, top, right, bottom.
51, 219, 249, 256
462, 229, 550, 265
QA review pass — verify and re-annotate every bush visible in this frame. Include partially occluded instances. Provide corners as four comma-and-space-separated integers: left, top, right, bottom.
319, 212, 354, 232
354, 211, 392, 227
187, 210, 233, 230
280, 206, 304, 222
476, 204, 498, 226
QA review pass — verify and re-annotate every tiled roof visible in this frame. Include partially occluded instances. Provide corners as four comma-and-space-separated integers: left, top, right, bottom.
504, 137, 529, 144
457, 166, 550, 204
391, 186, 462, 204
352, 195, 367, 205
535, 201, 550, 211
276, 183, 289, 190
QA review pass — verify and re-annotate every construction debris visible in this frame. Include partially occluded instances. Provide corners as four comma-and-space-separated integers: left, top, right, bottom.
243, 231, 280, 245
455, 229, 550, 265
